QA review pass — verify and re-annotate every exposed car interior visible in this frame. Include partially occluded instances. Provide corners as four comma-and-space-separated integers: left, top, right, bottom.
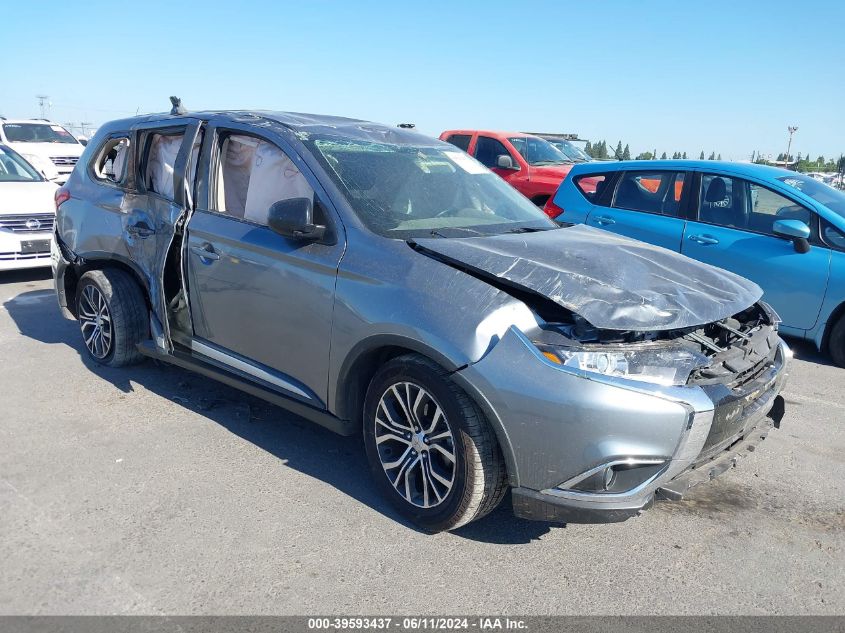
215, 134, 314, 224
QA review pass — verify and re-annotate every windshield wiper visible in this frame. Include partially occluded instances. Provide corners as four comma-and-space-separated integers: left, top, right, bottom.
428, 227, 484, 238
505, 226, 554, 234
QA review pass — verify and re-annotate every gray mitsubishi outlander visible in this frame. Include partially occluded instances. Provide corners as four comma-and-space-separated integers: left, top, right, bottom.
52, 108, 788, 531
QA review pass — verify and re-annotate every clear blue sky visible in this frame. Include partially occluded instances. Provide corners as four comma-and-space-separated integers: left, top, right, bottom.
2, 0, 843, 161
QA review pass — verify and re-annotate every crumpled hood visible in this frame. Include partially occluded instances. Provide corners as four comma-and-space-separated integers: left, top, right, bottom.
412, 224, 762, 332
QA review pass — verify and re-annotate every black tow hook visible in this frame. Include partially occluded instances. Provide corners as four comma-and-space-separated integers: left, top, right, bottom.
769, 395, 785, 429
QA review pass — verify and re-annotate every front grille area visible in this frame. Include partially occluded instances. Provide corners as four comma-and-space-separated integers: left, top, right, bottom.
0, 214, 55, 233
50, 156, 79, 166
0, 250, 51, 261
685, 303, 779, 388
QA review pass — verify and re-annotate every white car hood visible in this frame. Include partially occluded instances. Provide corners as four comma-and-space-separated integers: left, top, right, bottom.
8, 142, 84, 159
0, 181, 59, 215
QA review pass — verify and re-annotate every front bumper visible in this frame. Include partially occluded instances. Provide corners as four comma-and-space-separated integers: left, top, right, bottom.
455, 326, 789, 524
0, 230, 53, 271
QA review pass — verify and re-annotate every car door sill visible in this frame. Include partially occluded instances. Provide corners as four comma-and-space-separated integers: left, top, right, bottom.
136, 340, 355, 436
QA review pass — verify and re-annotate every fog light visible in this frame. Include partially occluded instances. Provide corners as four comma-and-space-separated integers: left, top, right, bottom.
603, 466, 616, 490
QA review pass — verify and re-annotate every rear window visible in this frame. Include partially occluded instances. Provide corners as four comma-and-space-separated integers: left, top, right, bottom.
572, 174, 608, 200
3, 123, 79, 144
444, 134, 471, 152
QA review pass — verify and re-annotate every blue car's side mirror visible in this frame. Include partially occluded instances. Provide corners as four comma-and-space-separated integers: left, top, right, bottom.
772, 219, 811, 254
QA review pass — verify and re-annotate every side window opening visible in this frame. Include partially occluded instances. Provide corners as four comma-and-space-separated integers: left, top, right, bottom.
145, 132, 184, 200
473, 136, 513, 169
93, 137, 131, 184
612, 171, 686, 216
573, 174, 608, 201
445, 134, 471, 152
142, 129, 203, 203
747, 182, 812, 236
698, 174, 746, 228
214, 133, 314, 226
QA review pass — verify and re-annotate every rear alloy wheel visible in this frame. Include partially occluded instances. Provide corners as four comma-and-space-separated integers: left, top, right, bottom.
363, 354, 508, 532
78, 283, 113, 359
75, 269, 148, 367
829, 314, 845, 368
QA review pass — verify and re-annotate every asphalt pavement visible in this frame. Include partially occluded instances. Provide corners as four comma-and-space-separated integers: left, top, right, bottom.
1, 268, 842, 615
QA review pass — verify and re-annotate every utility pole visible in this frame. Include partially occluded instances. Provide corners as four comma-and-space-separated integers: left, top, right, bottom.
785, 126, 798, 169
35, 95, 51, 119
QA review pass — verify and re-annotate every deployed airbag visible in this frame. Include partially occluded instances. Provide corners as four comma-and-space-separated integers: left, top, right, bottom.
413, 225, 763, 332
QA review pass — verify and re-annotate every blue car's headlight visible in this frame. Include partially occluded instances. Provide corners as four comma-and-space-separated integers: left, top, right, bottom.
537, 345, 709, 386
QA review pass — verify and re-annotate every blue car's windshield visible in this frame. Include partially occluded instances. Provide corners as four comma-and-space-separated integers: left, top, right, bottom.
306, 138, 556, 238
778, 175, 845, 218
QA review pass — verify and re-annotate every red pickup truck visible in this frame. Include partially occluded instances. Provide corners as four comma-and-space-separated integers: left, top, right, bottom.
439, 130, 573, 208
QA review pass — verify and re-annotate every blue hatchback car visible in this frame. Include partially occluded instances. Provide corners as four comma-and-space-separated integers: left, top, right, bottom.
547, 160, 845, 365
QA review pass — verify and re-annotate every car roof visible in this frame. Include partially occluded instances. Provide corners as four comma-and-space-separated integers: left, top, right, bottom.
100, 110, 443, 147
568, 159, 798, 180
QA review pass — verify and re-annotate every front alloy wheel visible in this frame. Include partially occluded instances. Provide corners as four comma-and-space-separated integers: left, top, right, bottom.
374, 382, 456, 509
363, 354, 508, 532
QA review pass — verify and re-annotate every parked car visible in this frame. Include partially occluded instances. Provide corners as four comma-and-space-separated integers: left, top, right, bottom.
530, 133, 592, 163
0, 144, 58, 271
546, 160, 845, 366
439, 130, 573, 207
54, 111, 787, 531
0, 118, 85, 183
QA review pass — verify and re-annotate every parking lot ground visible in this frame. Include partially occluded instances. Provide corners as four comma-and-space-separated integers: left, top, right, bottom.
0, 268, 843, 615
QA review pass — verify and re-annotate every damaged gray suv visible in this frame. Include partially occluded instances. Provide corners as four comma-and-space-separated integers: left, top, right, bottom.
52, 109, 788, 531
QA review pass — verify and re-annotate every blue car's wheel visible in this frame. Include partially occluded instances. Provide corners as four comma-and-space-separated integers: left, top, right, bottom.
829, 316, 845, 368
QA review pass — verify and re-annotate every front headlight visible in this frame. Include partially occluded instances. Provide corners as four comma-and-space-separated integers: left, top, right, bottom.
537, 345, 709, 386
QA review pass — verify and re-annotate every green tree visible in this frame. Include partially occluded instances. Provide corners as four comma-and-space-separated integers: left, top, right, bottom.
717, 153, 722, 160
635, 151, 653, 160
614, 141, 623, 160
699, 151, 705, 160
661, 152, 667, 159
708, 151, 716, 160
682, 152, 687, 159
622, 144, 631, 160
584, 140, 593, 157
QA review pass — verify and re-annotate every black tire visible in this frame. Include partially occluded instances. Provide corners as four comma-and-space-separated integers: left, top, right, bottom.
363, 354, 508, 532
75, 269, 148, 367
829, 315, 845, 368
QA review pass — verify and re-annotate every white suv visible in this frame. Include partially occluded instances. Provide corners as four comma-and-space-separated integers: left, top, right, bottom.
0, 119, 85, 184
0, 144, 58, 270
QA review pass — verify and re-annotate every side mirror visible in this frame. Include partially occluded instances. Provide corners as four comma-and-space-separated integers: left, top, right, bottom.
773, 219, 811, 253
267, 197, 326, 241
496, 154, 516, 170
